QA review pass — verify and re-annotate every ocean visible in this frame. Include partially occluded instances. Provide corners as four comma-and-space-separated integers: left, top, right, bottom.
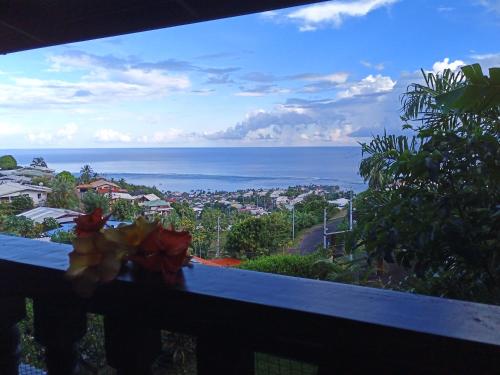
4, 147, 366, 192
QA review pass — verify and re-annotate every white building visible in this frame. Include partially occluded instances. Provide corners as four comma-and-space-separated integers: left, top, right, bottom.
329, 198, 350, 208
17, 207, 81, 224
0, 182, 52, 206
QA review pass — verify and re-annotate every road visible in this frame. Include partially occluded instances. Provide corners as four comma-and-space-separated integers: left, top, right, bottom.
296, 215, 346, 255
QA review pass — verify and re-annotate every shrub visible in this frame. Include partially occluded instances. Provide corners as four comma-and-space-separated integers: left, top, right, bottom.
239, 252, 329, 279
42, 217, 60, 231
1, 215, 41, 238
50, 230, 76, 244
11, 195, 34, 214
0, 154, 17, 170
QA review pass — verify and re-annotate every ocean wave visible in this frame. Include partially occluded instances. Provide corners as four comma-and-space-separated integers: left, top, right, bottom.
101, 172, 365, 186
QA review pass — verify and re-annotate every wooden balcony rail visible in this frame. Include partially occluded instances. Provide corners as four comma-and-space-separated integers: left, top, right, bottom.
0, 234, 499, 374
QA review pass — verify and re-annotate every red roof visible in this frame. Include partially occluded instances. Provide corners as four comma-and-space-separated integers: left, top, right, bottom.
192, 256, 241, 267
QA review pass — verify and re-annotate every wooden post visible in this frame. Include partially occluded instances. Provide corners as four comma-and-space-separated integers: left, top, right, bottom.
33, 296, 87, 375
104, 313, 161, 375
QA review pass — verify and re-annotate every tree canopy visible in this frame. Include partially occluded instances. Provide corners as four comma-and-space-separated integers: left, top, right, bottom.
356, 64, 500, 303
0, 155, 17, 170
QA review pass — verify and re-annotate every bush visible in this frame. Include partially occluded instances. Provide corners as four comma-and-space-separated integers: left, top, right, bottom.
50, 230, 76, 244
11, 195, 34, 214
239, 252, 329, 279
81, 191, 110, 214
1, 215, 41, 238
0, 154, 17, 170
42, 217, 60, 231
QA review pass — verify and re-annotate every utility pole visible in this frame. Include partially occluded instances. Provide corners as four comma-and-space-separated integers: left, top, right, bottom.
216, 216, 221, 257
349, 190, 353, 231
292, 205, 295, 241
323, 207, 327, 249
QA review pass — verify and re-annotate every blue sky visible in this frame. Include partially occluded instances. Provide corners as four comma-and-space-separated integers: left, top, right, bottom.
0, 0, 499, 148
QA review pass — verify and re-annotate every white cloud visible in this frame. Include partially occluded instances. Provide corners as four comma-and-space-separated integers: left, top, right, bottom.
477, 0, 500, 14
56, 123, 78, 140
27, 132, 53, 143
95, 129, 132, 143
300, 72, 349, 83
360, 60, 385, 71
337, 74, 396, 98
288, 0, 399, 30
470, 52, 500, 69
0, 122, 23, 136
432, 58, 465, 73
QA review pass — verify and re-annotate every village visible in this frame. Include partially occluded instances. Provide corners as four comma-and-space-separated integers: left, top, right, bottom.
0, 155, 351, 254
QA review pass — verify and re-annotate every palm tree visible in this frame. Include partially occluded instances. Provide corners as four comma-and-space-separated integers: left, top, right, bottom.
79, 164, 97, 184
47, 177, 79, 210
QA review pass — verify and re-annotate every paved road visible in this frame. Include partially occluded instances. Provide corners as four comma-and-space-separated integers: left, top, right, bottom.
297, 216, 346, 255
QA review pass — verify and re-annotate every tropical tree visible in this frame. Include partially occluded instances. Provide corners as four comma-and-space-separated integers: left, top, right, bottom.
47, 176, 79, 210
81, 191, 110, 215
226, 212, 291, 258
56, 171, 76, 184
356, 64, 500, 303
79, 165, 97, 184
42, 217, 60, 231
10, 195, 34, 214
112, 199, 137, 221
30, 157, 48, 168
0, 155, 17, 170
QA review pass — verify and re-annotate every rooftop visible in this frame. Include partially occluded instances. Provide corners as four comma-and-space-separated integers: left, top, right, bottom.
0, 182, 52, 197
17, 207, 81, 224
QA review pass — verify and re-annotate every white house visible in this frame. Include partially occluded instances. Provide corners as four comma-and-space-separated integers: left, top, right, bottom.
329, 198, 350, 208
17, 207, 81, 224
0, 182, 52, 206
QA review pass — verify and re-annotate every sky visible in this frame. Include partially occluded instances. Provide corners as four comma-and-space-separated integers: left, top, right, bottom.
0, 0, 499, 148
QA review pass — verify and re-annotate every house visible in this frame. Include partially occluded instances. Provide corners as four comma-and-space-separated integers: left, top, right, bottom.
0, 182, 52, 206
329, 198, 350, 208
0, 175, 32, 185
14, 166, 55, 179
135, 193, 161, 204
142, 199, 173, 216
76, 179, 126, 197
109, 192, 136, 202
275, 196, 290, 207
17, 207, 81, 224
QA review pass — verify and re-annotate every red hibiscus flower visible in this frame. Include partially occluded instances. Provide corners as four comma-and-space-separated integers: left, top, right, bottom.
74, 208, 109, 237
131, 226, 192, 284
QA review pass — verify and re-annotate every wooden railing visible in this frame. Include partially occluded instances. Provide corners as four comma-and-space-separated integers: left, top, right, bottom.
0, 234, 499, 374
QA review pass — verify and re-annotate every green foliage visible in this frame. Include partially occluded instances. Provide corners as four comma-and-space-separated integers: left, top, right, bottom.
19, 299, 45, 370
81, 191, 110, 214
50, 229, 76, 244
47, 175, 79, 210
239, 253, 327, 279
226, 212, 291, 258
239, 249, 376, 285
30, 157, 47, 168
0, 201, 13, 216
79, 164, 97, 184
171, 201, 196, 222
112, 199, 138, 221
56, 170, 76, 184
42, 217, 60, 231
10, 195, 34, 214
0, 215, 42, 238
0, 154, 17, 170
115, 177, 164, 198
357, 64, 500, 304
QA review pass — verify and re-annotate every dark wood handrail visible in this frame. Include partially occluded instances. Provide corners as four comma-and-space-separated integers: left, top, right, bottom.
1, 234, 499, 374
